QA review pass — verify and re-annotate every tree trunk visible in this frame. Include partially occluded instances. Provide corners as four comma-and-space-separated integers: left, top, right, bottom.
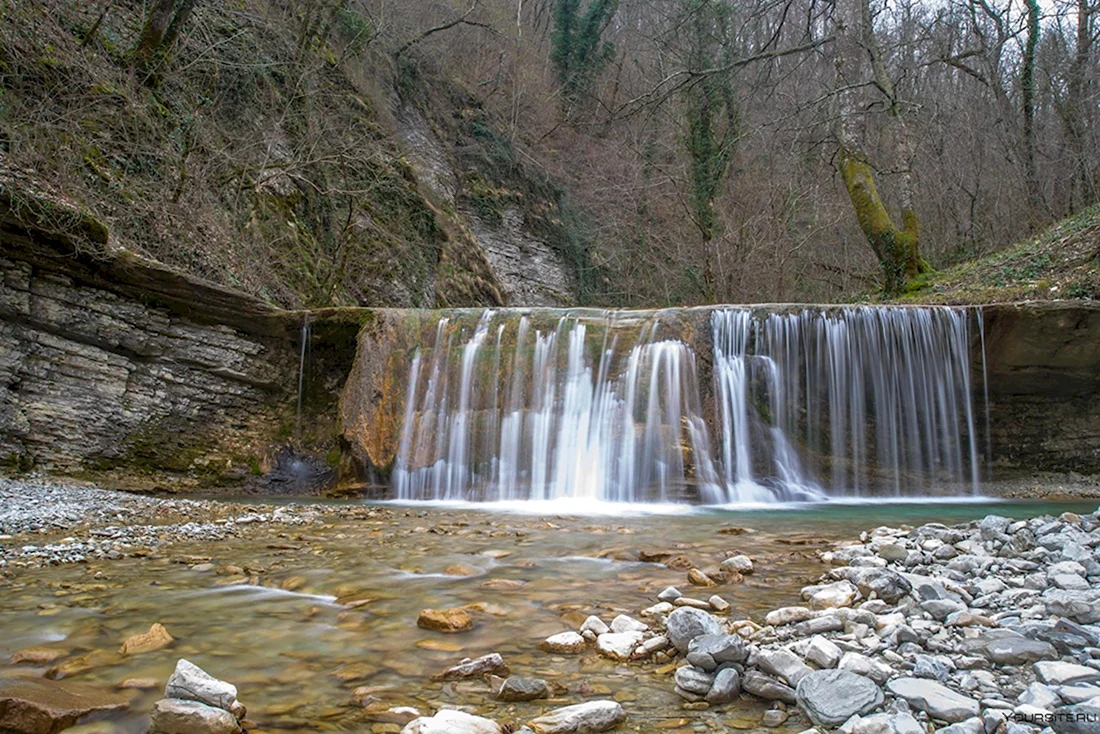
833, 0, 925, 296
1065, 0, 1096, 209
133, 0, 177, 71
1022, 0, 1041, 219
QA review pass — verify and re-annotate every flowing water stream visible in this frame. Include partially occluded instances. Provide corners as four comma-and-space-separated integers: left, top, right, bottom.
2, 498, 1094, 733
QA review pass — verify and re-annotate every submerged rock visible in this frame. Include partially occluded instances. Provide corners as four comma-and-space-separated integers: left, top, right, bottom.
431, 653, 509, 681
417, 607, 473, 633
497, 677, 549, 702
0, 677, 129, 734
119, 623, 174, 655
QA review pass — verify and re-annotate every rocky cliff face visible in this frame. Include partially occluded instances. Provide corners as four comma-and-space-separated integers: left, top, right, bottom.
0, 186, 333, 489
980, 302, 1100, 477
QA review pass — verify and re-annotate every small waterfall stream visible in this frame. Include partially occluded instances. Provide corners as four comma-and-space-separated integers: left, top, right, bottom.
391, 307, 983, 503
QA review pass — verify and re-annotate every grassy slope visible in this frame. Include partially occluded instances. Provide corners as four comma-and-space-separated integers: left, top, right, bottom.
887, 205, 1100, 305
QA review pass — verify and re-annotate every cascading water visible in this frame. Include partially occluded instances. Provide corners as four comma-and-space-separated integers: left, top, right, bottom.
712, 307, 981, 498
390, 306, 984, 503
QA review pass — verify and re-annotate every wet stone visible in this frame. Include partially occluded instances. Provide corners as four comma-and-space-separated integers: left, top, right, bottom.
497, 677, 549, 702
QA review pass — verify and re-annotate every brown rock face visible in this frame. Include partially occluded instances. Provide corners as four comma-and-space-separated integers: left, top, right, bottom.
417, 607, 474, 633
0, 677, 129, 734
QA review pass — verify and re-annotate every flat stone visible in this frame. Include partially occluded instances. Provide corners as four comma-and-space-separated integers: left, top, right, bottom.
527, 700, 626, 734
1060, 686, 1100, 704
674, 666, 715, 696
705, 667, 741, 704
431, 654, 510, 681
1034, 662, 1100, 686
540, 632, 586, 654
920, 599, 966, 621
793, 615, 844, 636
755, 648, 813, 686
665, 607, 724, 654
742, 670, 797, 704
885, 678, 979, 723
119, 623, 174, 655
709, 595, 730, 613
497, 677, 549, 702
417, 608, 473, 633
164, 660, 239, 715
402, 709, 503, 734
765, 607, 813, 627
0, 677, 129, 734
596, 632, 642, 661
982, 637, 1057, 665
149, 698, 240, 734
796, 670, 884, 726
8, 647, 68, 666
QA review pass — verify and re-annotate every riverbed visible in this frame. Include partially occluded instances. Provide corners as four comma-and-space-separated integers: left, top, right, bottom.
0, 478, 1097, 733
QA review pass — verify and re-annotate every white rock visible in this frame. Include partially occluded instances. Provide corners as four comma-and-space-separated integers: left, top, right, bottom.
402, 709, 503, 734
595, 632, 642, 660
164, 659, 238, 713
540, 632, 586, 654
609, 614, 647, 634
766, 606, 814, 627
721, 555, 754, 574
579, 616, 610, 635
527, 700, 626, 734
807, 581, 860, 610
641, 602, 674, 617
805, 635, 843, 669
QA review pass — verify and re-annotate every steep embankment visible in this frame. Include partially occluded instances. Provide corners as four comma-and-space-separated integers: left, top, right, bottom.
0, 1, 587, 308
895, 206, 1100, 305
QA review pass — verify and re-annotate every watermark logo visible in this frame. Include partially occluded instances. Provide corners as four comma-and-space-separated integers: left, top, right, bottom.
1005, 711, 1099, 725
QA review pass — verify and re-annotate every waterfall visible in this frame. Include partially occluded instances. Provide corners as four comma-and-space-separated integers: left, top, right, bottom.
390, 306, 983, 503
711, 307, 981, 498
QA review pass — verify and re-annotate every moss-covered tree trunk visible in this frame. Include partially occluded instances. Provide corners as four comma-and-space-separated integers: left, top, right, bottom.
133, 0, 198, 75
833, 0, 927, 296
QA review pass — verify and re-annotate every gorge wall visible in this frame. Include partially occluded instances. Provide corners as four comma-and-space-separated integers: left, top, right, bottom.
2, 188, 1098, 493
0, 186, 360, 491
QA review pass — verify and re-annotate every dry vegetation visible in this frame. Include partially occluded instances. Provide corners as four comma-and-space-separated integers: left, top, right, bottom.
1, 0, 1098, 307
893, 204, 1100, 304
